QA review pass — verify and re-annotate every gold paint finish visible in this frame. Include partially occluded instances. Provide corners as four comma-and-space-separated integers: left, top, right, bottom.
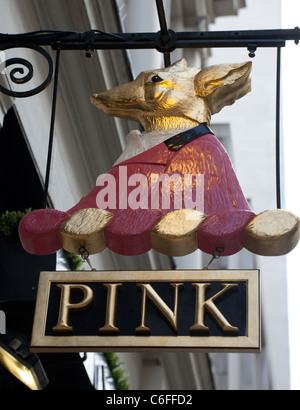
135, 283, 183, 335
245, 209, 300, 256
52, 284, 94, 335
60, 208, 113, 255
194, 62, 252, 115
190, 283, 239, 334
91, 59, 252, 133
99, 284, 122, 335
151, 209, 206, 256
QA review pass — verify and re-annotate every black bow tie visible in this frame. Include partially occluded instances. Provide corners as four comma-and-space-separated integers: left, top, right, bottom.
164, 123, 214, 151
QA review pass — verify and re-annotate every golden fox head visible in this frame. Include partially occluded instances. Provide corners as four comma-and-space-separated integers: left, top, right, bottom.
91, 59, 251, 133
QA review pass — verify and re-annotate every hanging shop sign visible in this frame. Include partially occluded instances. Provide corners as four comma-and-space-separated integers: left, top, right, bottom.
30, 269, 260, 353
5, 52, 291, 354
1, 26, 300, 358
19, 59, 299, 260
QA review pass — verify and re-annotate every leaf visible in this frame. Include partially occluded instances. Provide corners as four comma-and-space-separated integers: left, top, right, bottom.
0, 209, 31, 237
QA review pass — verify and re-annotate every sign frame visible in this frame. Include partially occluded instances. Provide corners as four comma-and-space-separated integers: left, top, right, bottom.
30, 270, 260, 353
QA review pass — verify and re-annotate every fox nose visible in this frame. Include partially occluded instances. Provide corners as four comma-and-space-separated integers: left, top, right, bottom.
90, 93, 101, 103
90, 92, 109, 108
90, 93, 99, 107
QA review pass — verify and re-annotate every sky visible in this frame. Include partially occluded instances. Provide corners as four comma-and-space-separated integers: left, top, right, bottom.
281, 0, 300, 390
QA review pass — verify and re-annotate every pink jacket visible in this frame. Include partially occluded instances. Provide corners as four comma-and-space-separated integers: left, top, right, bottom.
19, 125, 255, 256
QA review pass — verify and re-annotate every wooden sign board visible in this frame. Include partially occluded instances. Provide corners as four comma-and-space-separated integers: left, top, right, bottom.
30, 270, 260, 353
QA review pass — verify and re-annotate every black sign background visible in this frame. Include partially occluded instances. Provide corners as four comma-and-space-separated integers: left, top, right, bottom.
45, 281, 247, 337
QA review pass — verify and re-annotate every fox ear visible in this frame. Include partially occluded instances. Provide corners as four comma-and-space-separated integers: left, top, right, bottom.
169, 58, 188, 68
194, 62, 252, 114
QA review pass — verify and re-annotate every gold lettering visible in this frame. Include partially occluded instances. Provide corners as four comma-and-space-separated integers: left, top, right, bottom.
135, 283, 183, 335
99, 283, 122, 335
52, 284, 94, 334
190, 283, 239, 334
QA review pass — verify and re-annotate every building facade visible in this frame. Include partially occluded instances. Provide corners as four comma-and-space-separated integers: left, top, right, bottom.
0, 0, 290, 390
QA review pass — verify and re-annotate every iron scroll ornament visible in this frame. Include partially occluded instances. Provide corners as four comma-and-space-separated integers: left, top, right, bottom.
0, 44, 53, 98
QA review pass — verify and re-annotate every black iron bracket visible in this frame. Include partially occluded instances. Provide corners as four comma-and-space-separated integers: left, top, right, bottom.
1, 27, 299, 51
0, 27, 299, 98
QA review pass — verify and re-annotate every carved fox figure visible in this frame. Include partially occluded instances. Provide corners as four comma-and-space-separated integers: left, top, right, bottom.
19, 59, 299, 257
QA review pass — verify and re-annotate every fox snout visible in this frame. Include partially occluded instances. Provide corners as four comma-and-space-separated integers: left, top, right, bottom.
91, 82, 144, 121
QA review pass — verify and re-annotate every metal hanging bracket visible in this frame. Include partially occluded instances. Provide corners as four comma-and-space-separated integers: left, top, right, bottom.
203, 247, 224, 270
78, 247, 97, 271
247, 43, 257, 58
84, 30, 96, 58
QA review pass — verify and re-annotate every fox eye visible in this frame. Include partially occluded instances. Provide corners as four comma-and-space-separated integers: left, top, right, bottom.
151, 75, 163, 83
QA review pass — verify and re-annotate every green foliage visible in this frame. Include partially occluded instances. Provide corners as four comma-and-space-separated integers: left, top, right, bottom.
104, 352, 130, 390
0, 209, 31, 236
63, 250, 85, 271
